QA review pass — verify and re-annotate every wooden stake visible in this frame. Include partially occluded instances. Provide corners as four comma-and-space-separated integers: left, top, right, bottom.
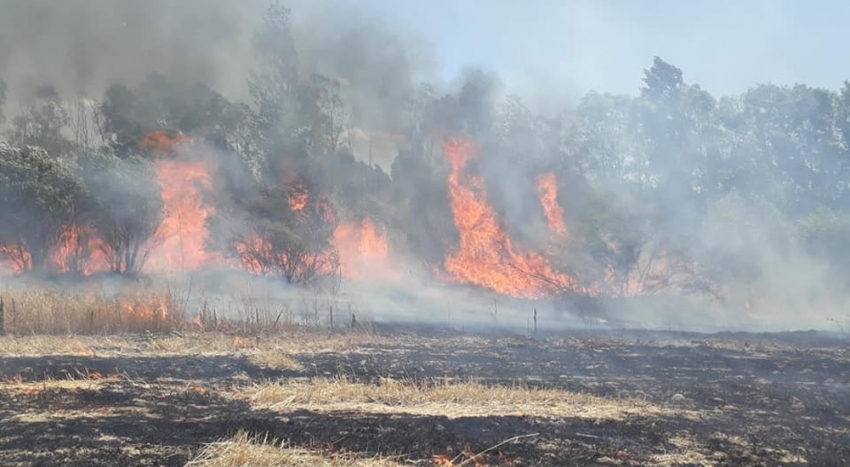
533, 308, 538, 335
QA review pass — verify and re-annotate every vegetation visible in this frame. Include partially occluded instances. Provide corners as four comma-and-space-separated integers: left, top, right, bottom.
2, 4, 850, 312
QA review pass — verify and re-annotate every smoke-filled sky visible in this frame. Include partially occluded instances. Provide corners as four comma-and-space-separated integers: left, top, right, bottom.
3, 0, 849, 106
336, 0, 850, 99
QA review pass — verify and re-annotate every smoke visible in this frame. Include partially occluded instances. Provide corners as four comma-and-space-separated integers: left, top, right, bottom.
0, 0, 258, 104
1, 0, 848, 335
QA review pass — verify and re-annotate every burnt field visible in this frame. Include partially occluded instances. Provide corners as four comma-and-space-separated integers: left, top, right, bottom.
0, 328, 848, 466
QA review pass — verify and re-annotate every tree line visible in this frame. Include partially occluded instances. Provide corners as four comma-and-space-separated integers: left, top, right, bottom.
1, 3, 849, 308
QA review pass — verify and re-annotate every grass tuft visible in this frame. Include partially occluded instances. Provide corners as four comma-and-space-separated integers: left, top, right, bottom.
188, 430, 402, 467
0, 287, 183, 334
245, 376, 659, 420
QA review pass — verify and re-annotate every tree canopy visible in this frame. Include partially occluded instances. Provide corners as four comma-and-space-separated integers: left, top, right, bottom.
2, 4, 850, 318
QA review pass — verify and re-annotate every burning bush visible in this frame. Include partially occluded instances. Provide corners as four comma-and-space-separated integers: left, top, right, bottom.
73, 151, 164, 275
0, 143, 89, 273
12, 1, 848, 325
225, 181, 341, 288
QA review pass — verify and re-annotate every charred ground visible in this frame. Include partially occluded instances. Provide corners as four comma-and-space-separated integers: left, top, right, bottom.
1, 328, 847, 466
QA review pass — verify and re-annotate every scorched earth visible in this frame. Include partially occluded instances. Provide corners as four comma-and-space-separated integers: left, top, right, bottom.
0, 327, 848, 466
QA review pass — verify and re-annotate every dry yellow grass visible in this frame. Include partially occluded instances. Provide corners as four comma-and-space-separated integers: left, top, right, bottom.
244, 376, 662, 420
0, 333, 384, 377
187, 430, 403, 467
0, 335, 125, 357
144, 333, 383, 356
1, 376, 115, 393
0, 287, 183, 334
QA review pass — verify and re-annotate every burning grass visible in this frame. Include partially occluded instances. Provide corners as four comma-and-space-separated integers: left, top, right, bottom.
244, 376, 659, 420
188, 430, 402, 467
0, 286, 184, 334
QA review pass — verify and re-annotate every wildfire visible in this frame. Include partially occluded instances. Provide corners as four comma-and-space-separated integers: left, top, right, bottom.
0, 244, 30, 273
50, 226, 109, 275
535, 172, 567, 235
117, 292, 172, 323
130, 131, 222, 272
288, 185, 309, 212
145, 158, 220, 272
442, 139, 573, 299
138, 131, 191, 157
333, 217, 394, 281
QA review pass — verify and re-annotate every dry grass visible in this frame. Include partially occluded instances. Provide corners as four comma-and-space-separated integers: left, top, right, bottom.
0, 332, 384, 377
245, 376, 662, 420
0, 287, 183, 334
0, 335, 101, 356
0, 282, 384, 337
188, 430, 403, 467
1, 375, 116, 393
143, 333, 383, 356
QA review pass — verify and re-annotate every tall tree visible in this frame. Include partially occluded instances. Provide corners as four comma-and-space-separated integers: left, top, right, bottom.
75, 151, 164, 274
249, 1, 300, 136
8, 85, 74, 157
0, 143, 88, 272
221, 180, 340, 288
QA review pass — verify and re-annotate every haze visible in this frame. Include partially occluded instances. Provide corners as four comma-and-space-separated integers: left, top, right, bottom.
317, 0, 847, 101
4, 1, 848, 104
2, 0, 850, 333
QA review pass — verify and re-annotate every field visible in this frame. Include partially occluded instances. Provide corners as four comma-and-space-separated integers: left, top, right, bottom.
1, 319, 849, 466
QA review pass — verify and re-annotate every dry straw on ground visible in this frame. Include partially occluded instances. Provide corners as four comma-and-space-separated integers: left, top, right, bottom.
187, 430, 403, 467
0, 287, 184, 334
245, 376, 660, 420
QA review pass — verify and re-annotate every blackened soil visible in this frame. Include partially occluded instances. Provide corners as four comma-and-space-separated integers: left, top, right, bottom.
0, 330, 848, 466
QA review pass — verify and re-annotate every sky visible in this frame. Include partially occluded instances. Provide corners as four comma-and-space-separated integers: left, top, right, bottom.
324, 0, 850, 101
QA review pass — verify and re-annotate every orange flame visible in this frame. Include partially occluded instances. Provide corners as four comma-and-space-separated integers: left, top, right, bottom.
234, 235, 271, 275
145, 158, 221, 272
138, 131, 191, 157
288, 185, 309, 212
442, 139, 573, 299
333, 217, 395, 281
535, 172, 567, 235
0, 244, 30, 273
50, 226, 110, 275
116, 292, 173, 325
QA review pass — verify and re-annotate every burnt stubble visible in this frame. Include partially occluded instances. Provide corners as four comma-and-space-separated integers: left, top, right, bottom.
1, 329, 847, 466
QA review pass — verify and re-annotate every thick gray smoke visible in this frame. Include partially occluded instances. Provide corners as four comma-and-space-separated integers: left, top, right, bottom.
0, 0, 258, 103
0, 0, 440, 168
0, 0, 845, 335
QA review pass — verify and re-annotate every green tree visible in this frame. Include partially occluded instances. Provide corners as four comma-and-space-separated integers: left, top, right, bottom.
221, 181, 340, 288
0, 143, 88, 273
741, 84, 843, 215
100, 73, 245, 157
249, 1, 300, 136
639, 57, 718, 210
8, 85, 74, 157
75, 151, 164, 274
572, 91, 645, 185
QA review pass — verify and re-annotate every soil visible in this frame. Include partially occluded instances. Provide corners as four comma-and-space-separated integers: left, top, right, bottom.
1, 327, 848, 466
